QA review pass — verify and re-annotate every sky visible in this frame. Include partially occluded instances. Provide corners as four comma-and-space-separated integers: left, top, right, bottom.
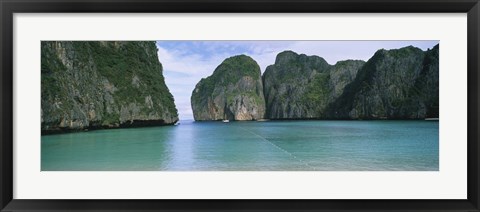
156, 41, 439, 120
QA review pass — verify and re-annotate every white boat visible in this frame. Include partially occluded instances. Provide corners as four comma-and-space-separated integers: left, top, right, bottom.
222, 120, 230, 123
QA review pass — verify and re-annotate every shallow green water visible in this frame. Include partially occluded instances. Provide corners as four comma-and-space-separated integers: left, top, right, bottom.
41, 120, 439, 171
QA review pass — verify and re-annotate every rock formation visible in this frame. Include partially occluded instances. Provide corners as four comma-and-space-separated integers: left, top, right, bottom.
41, 41, 178, 134
262, 51, 365, 119
326, 44, 440, 119
191, 45, 439, 121
191, 55, 266, 121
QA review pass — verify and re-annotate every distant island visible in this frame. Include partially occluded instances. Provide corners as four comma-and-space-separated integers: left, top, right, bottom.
191, 45, 439, 121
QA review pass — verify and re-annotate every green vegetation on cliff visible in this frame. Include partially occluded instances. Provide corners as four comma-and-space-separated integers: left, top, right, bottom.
302, 72, 332, 116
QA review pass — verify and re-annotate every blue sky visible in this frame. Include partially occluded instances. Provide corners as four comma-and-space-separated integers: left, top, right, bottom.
156, 41, 439, 120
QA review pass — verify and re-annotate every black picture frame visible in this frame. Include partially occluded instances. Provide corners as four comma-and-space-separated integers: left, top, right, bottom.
1, 0, 479, 211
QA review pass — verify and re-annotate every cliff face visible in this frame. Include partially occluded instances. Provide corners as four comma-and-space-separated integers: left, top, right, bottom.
263, 51, 365, 119
327, 45, 439, 119
191, 55, 266, 121
41, 41, 178, 134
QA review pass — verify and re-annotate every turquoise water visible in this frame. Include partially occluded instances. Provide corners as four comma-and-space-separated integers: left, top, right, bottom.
41, 120, 439, 171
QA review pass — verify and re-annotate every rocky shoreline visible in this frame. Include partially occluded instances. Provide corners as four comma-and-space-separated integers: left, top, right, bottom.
41, 120, 176, 135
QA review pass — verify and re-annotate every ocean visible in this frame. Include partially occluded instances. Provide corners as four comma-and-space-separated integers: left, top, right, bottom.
41, 120, 439, 171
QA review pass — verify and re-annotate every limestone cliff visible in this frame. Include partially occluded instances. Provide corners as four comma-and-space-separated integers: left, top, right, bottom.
191, 55, 266, 121
262, 51, 365, 119
41, 41, 178, 134
326, 44, 439, 119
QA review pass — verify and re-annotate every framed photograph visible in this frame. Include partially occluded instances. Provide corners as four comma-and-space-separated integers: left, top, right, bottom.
1, 0, 479, 211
